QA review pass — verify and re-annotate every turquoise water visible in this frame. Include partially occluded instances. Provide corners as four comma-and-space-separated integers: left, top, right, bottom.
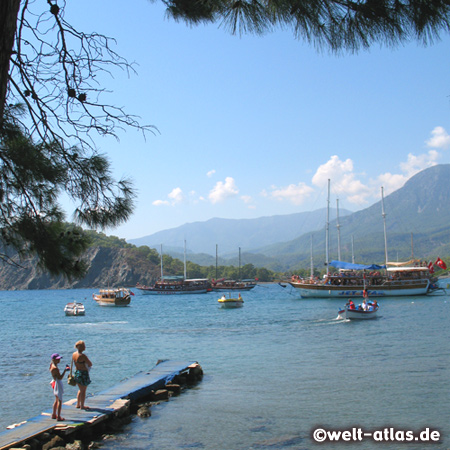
1, 284, 450, 449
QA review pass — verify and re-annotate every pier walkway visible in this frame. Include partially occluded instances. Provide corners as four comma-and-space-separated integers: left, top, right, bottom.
0, 360, 198, 450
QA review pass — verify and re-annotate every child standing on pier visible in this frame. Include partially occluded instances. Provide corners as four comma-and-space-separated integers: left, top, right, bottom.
49, 353, 69, 421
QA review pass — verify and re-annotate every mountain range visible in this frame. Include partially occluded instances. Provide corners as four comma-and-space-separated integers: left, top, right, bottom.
129, 164, 450, 271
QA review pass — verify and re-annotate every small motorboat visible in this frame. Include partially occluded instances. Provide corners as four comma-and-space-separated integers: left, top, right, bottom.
64, 302, 86, 316
338, 300, 379, 320
93, 288, 132, 306
218, 294, 244, 308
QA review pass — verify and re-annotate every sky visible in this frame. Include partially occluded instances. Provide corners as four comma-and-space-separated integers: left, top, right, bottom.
62, 0, 450, 240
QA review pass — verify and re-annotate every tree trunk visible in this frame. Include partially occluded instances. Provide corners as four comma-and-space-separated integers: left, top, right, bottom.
0, 0, 20, 124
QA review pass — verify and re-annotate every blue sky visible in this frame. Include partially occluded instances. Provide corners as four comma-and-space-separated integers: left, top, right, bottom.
65, 0, 450, 240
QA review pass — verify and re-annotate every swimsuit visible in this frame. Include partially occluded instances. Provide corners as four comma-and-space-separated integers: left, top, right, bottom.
74, 369, 91, 386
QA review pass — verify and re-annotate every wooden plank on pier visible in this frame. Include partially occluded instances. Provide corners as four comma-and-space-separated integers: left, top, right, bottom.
0, 360, 197, 450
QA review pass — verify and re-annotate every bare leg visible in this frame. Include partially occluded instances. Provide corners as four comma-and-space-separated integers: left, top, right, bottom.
76, 386, 81, 408
56, 398, 64, 421
52, 396, 58, 419
79, 385, 88, 409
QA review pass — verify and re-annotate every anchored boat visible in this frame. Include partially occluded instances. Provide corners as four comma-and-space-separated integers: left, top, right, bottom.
93, 288, 132, 306
64, 302, 85, 316
137, 278, 211, 295
218, 293, 244, 308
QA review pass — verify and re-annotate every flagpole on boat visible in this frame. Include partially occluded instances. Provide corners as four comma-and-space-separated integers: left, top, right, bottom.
381, 186, 389, 266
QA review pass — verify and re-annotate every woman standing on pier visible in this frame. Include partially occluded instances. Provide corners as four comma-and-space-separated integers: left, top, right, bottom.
72, 340, 92, 410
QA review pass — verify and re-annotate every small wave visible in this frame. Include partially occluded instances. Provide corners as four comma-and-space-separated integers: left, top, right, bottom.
50, 321, 128, 327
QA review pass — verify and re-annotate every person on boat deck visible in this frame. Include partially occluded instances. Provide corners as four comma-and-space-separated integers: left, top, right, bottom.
346, 300, 356, 310
368, 302, 374, 311
238, 293, 242, 300
361, 299, 368, 311
221, 294, 226, 300
49, 353, 70, 421
72, 340, 92, 410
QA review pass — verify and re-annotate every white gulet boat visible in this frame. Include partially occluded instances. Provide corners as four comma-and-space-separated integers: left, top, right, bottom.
289, 182, 434, 298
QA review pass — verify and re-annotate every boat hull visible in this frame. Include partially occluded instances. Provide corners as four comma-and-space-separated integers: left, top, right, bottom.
213, 285, 255, 291
338, 308, 378, 320
290, 280, 429, 298
137, 287, 208, 295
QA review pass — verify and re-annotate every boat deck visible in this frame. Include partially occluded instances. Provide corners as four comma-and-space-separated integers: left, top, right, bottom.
0, 360, 198, 450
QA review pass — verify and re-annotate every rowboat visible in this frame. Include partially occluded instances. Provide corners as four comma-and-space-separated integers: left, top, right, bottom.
218, 294, 244, 308
338, 301, 379, 320
64, 302, 85, 316
93, 288, 132, 306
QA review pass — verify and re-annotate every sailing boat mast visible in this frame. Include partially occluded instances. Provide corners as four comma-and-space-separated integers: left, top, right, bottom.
183, 240, 187, 280
239, 247, 242, 281
381, 187, 389, 266
336, 198, 341, 261
310, 234, 314, 280
351, 235, 355, 264
160, 244, 164, 280
325, 179, 330, 273
215, 244, 218, 279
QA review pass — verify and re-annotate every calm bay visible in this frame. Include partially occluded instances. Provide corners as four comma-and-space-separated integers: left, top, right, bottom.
1, 283, 449, 449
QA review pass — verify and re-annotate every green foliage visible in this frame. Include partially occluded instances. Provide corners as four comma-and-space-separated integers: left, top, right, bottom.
84, 230, 132, 249
160, 0, 450, 51
0, 106, 135, 278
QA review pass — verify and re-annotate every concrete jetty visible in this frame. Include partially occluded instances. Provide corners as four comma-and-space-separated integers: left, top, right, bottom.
0, 360, 202, 450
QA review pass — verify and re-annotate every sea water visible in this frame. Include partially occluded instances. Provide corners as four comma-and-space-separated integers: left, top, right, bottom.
1, 284, 449, 450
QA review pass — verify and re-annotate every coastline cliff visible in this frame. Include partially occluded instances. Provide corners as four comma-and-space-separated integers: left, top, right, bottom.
0, 247, 159, 290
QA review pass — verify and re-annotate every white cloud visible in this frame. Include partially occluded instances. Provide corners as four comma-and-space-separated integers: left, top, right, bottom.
426, 126, 450, 149
168, 187, 185, 204
240, 195, 252, 204
373, 172, 408, 196
269, 182, 314, 205
207, 169, 216, 177
399, 150, 440, 178
152, 199, 170, 206
209, 177, 239, 204
312, 155, 371, 205
153, 187, 185, 207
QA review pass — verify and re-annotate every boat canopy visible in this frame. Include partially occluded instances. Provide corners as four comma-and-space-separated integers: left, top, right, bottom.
386, 259, 423, 267
386, 266, 429, 272
329, 260, 386, 271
